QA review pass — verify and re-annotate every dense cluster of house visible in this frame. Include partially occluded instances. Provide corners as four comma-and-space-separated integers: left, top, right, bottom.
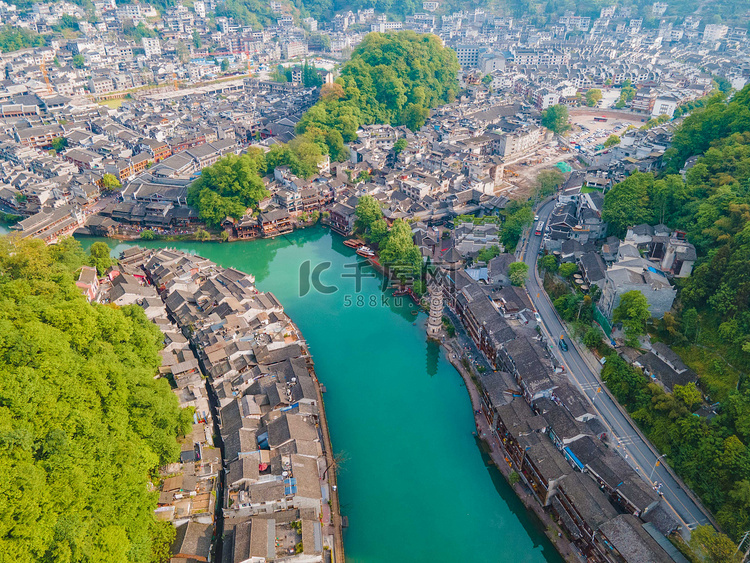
538, 179, 696, 326
222, 100, 545, 239
435, 256, 685, 562
2, 0, 740, 249
0, 76, 320, 241
3, 0, 746, 100
442, 6, 746, 105
82, 246, 335, 563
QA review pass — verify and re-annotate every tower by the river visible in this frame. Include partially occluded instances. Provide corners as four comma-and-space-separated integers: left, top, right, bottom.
426, 282, 443, 339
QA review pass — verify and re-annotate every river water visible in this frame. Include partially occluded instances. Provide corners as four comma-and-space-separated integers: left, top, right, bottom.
79, 227, 561, 563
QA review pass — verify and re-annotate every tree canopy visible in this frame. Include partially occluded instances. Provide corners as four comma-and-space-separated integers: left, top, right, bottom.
378, 219, 422, 284
297, 31, 459, 139
0, 26, 45, 53
0, 236, 190, 562
541, 104, 570, 135
603, 134, 620, 148
613, 290, 650, 346
509, 262, 528, 286
187, 149, 269, 226
585, 88, 602, 107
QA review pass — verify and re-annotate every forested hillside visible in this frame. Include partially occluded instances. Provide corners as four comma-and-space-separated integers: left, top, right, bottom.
603, 85, 750, 372
0, 237, 191, 562
297, 31, 459, 138
600, 84, 750, 540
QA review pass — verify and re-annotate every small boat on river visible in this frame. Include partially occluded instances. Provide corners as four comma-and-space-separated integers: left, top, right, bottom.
344, 238, 365, 249
356, 246, 376, 258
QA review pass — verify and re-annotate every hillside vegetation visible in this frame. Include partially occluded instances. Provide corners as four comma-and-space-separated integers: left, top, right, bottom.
297, 31, 459, 139
0, 237, 191, 563
600, 84, 750, 540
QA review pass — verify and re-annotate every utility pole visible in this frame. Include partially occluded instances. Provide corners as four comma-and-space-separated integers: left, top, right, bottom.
735, 530, 749, 561
650, 453, 667, 481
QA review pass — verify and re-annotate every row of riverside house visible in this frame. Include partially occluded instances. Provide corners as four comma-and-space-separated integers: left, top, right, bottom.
107, 246, 335, 563
440, 263, 688, 563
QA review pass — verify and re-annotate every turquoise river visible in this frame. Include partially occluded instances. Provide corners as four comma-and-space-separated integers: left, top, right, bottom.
80, 227, 561, 563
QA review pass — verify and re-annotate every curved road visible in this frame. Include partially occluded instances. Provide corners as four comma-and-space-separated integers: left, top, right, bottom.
521, 198, 712, 532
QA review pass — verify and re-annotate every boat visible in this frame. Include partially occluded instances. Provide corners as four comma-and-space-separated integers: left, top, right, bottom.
343, 238, 365, 249
356, 246, 376, 258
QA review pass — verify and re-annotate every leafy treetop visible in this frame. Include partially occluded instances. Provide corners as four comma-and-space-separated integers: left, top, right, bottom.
0, 235, 191, 562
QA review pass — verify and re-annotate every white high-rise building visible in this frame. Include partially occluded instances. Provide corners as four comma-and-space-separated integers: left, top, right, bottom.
142, 37, 161, 59
703, 24, 728, 41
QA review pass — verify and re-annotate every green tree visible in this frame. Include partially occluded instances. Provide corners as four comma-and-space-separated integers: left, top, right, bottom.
88, 242, 113, 275
123, 22, 157, 40
601, 172, 655, 237
101, 173, 122, 191
302, 59, 323, 87
613, 290, 651, 346
540, 255, 558, 273
476, 245, 501, 262
604, 134, 620, 148
194, 228, 211, 241
354, 195, 383, 240
689, 525, 740, 563
0, 26, 46, 53
192, 29, 201, 49
674, 382, 702, 411
586, 88, 602, 107
72, 54, 85, 68
379, 219, 422, 282
601, 354, 648, 407
51, 137, 68, 153
266, 135, 325, 179
369, 218, 388, 245
221, 58, 230, 72
509, 262, 529, 286
58, 14, 79, 31
140, 229, 156, 240
150, 521, 176, 563
403, 103, 428, 132
296, 31, 459, 141
393, 138, 407, 155
682, 308, 699, 342
481, 74, 493, 85
583, 327, 602, 348
541, 104, 570, 135
535, 169, 564, 197
187, 150, 269, 226
501, 202, 534, 251
558, 263, 578, 278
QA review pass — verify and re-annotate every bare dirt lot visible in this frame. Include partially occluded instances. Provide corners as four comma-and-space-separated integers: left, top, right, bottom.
498, 143, 582, 201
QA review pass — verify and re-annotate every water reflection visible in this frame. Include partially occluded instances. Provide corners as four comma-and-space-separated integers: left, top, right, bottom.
426, 338, 440, 377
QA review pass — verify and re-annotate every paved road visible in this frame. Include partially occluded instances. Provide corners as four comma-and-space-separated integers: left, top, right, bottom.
521, 198, 712, 532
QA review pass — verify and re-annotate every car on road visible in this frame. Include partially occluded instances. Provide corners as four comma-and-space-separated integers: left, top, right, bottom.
534, 215, 539, 221
558, 338, 568, 352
